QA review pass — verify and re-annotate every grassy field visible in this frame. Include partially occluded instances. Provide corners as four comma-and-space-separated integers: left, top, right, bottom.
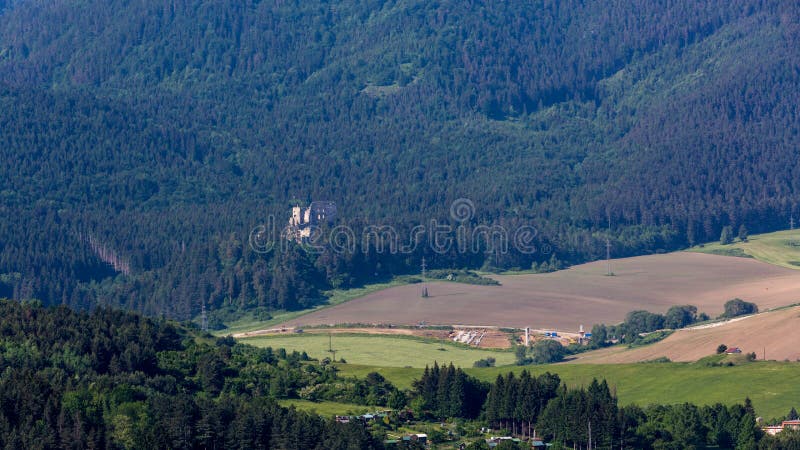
240, 333, 515, 368
690, 229, 800, 270
336, 361, 800, 419
278, 399, 373, 416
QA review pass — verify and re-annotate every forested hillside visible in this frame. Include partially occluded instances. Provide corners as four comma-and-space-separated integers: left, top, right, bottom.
0, 299, 385, 448
1, 0, 799, 319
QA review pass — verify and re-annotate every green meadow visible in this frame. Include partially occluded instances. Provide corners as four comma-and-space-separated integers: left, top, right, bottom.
244, 332, 800, 419
336, 361, 800, 420
278, 399, 373, 416
241, 333, 515, 368
690, 229, 800, 270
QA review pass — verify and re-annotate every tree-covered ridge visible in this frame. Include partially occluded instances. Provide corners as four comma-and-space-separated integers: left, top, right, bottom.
0, 1, 752, 96
0, 299, 385, 449
0, 0, 799, 318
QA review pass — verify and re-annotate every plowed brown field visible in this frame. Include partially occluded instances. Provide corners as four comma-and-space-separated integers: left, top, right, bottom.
278, 252, 800, 330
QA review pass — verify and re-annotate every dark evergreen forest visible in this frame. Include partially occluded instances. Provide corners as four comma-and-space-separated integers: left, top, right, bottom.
0, 299, 386, 449
1, 0, 800, 319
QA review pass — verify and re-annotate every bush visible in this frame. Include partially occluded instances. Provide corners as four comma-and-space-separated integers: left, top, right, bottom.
531, 340, 566, 364
720, 298, 758, 319
473, 357, 496, 368
664, 305, 697, 329
628, 330, 672, 348
426, 269, 500, 286
717, 344, 728, 354
641, 357, 671, 363
624, 310, 665, 338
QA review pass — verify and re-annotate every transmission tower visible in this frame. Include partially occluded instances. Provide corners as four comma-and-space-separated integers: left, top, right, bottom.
201, 303, 209, 332
605, 216, 614, 276
421, 257, 429, 298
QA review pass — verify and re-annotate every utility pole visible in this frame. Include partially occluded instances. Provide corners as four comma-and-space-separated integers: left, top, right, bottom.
605, 215, 613, 277
421, 257, 429, 298
328, 333, 337, 362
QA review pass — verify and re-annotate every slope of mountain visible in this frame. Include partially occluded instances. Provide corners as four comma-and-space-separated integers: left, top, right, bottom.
570, 305, 800, 363
1, 0, 799, 318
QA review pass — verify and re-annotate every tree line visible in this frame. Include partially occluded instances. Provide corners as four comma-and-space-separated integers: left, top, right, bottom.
591, 300, 760, 348
412, 368, 799, 449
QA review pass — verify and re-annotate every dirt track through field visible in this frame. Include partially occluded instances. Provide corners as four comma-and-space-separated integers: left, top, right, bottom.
234, 327, 513, 349
568, 306, 800, 363
278, 253, 800, 330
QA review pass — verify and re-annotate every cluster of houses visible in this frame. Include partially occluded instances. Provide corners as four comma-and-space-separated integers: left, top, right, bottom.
340, 410, 554, 448
384, 434, 428, 446
384, 435, 551, 449
485, 436, 550, 448
762, 419, 800, 435
335, 410, 393, 425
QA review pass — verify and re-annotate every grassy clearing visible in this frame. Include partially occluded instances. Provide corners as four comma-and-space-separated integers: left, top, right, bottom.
278, 399, 372, 416
215, 278, 413, 335
240, 334, 515, 368
690, 229, 800, 270
337, 361, 800, 419
333, 364, 421, 389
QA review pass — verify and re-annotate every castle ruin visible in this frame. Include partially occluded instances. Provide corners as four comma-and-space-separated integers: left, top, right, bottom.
287, 201, 337, 241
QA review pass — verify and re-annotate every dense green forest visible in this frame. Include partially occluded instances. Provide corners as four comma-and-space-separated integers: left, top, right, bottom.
1, 0, 800, 318
0, 299, 386, 448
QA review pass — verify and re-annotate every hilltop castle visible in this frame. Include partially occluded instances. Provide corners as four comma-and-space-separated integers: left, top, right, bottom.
287, 201, 337, 241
